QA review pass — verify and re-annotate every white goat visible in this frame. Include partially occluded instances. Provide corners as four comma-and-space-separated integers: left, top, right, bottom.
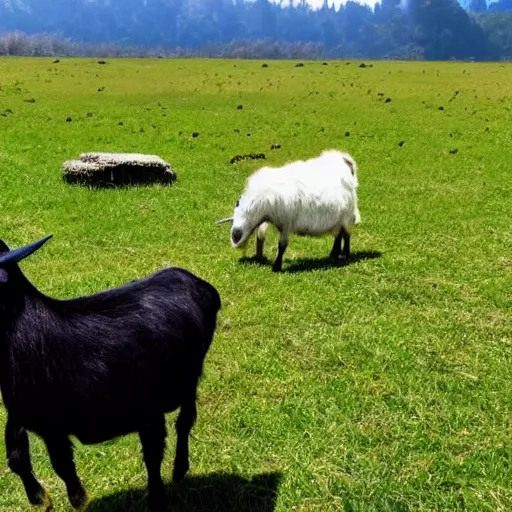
216, 149, 361, 271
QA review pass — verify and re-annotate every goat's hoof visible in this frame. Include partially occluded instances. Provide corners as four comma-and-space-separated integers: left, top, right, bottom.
77, 496, 91, 512
30, 487, 51, 508
37, 489, 53, 511
148, 489, 167, 512
69, 486, 88, 510
172, 460, 190, 482
29, 491, 44, 506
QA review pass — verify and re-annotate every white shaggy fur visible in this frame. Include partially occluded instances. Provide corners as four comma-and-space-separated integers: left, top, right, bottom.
219, 149, 361, 271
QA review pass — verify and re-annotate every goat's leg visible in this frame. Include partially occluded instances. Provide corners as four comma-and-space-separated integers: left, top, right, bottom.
272, 231, 288, 272
5, 418, 49, 507
173, 393, 197, 482
43, 436, 87, 510
330, 229, 344, 259
342, 227, 350, 260
139, 416, 167, 512
330, 227, 350, 260
255, 222, 268, 260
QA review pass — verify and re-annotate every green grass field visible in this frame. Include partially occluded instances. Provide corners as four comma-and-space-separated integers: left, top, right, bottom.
0, 56, 511, 511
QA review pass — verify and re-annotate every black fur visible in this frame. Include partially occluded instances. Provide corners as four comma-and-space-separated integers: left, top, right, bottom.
0, 240, 221, 511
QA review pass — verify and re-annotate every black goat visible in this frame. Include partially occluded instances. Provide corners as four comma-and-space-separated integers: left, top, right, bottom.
0, 235, 221, 511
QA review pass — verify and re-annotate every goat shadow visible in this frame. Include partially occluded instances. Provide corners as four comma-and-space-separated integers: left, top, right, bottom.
87, 471, 282, 512
240, 250, 382, 274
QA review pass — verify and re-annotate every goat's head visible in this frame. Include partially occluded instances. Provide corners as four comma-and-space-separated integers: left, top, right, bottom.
0, 235, 53, 284
215, 195, 262, 249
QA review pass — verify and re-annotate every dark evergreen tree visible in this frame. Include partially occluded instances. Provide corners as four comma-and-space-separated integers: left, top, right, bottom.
408, 0, 497, 59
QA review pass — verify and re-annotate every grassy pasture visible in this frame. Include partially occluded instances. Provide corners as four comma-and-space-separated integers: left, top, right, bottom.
0, 56, 511, 511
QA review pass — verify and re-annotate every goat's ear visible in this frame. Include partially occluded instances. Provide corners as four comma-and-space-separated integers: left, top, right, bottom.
0, 269, 8, 283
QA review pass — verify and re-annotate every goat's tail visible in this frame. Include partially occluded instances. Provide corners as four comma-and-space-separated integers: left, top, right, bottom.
353, 205, 361, 225
341, 152, 358, 184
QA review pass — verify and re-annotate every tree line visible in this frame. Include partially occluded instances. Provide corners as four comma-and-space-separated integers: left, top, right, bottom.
0, 0, 511, 60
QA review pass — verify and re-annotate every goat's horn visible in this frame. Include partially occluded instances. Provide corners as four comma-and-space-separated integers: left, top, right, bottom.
0, 234, 53, 265
214, 217, 234, 225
